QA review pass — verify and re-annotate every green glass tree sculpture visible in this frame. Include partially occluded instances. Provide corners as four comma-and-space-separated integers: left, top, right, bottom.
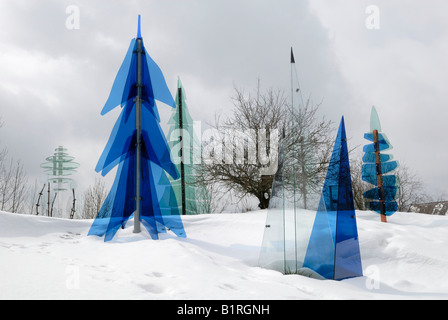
41, 146, 80, 191
166, 78, 209, 215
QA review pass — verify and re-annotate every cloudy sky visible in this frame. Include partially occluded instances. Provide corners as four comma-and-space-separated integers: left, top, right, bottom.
0, 0, 446, 203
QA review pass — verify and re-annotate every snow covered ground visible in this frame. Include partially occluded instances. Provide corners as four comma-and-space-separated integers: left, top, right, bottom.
0, 209, 447, 300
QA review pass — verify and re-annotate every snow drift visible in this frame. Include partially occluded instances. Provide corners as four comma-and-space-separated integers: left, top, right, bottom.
0, 210, 447, 299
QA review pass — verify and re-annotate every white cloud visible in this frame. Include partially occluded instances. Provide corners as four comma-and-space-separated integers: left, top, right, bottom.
309, 0, 448, 196
0, 0, 445, 204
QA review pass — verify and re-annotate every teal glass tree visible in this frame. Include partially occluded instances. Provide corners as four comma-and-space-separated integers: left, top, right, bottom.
166, 78, 209, 215
40, 146, 79, 217
41, 146, 79, 191
362, 106, 400, 222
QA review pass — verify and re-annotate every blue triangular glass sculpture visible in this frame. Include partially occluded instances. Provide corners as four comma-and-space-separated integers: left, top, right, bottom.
88, 15, 186, 241
303, 117, 363, 280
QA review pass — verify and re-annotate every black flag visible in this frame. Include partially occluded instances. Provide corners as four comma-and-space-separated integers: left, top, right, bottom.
290, 47, 295, 64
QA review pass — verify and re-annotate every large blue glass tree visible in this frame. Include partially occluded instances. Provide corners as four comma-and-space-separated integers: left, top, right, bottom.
88, 16, 186, 241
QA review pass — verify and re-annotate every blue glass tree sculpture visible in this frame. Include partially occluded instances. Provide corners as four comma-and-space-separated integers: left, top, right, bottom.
303, 117, 363, 280
362, 106, 399, 223
88, 15, 186, 241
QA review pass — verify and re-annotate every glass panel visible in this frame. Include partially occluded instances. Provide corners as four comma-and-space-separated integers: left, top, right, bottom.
363, 133, 392, 152
96, 106, 136, 176
362, 152, 393, 163
362, 161, 399, 178
258, 135, 288, 272
101, 39, 136, 115
363, 186, 400, 202
369, 106, 382, 132
145, 46, 176, 108
365, 201, 399, 216
303, 196, 335, 279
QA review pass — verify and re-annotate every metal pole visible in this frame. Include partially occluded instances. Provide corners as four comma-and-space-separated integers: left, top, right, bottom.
178, 87, 186, 216
134, 37, 143, 233
373, 130, 387, 223
47, 182, 50, 217
290, 49, 298, 273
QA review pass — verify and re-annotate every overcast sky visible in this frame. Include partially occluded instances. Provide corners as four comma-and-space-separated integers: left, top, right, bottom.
0, 0, 446, 204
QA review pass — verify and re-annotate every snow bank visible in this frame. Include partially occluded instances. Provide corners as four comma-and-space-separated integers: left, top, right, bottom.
0, 210, 447, 299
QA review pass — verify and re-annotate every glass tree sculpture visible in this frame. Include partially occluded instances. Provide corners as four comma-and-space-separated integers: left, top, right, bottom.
41, 146, 79, 191
40, 146, 79, 217
166, 78, 209, 215
303, 117, 363, 280
88, 15, 186, 241
362, 106, 400, 223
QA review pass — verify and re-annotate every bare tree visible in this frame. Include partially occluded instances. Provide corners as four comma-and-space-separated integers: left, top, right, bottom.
350, 157, 370, 210
0, 158, 28, 213
81, 177, 109, 219
9, 159, 28, 213
395, 164, 430, 212
199, 84, 333, 209
0, 158, 13, 211
0, 119, 29, 213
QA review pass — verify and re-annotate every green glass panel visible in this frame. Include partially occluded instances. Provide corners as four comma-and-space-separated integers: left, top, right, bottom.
370, 106, 382, 132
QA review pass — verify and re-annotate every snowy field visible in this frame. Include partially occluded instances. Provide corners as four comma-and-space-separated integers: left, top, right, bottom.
0, 209, 447, 300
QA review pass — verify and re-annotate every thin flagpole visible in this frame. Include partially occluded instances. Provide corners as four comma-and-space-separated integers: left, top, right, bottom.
291, 48, 298, 273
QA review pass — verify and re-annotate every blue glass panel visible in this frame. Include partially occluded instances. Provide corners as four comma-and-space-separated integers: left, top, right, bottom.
362, 161, 399, 180
142, 161, 186, 237
141, 106, 179, 180
87, 161, 122, 236
89, 152, 136, 240
362, 152, 393, 163
363, 133, 392, 153
362, 172, 398, 188
104, 151, 136, 241
365, 201, 398, 216
333, 118, 362, 280
364, 132, 390, 144
145, 49, 176, 108
303, 196, 335, 279
96, 107, 136, 176
121, 52, 137, 108
101, 39, 137, 115
363, 186, 399, 201
363, 142, 391, 153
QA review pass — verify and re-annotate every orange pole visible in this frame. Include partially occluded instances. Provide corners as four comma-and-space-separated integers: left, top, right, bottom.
373, 130, 387, 223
